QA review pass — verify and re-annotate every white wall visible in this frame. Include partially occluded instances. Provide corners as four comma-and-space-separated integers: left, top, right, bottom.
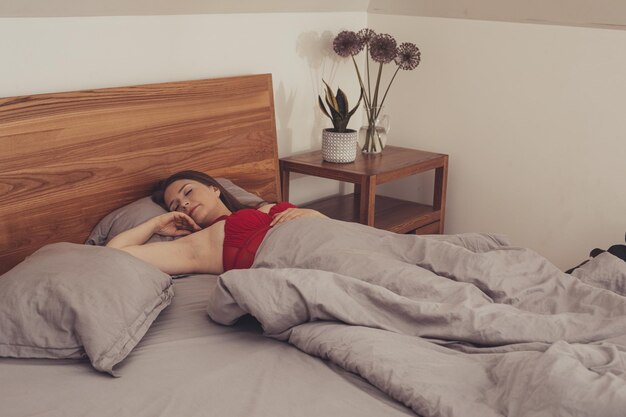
0, 12, 366, 202
368, 14, 626, 269
2, 12, 624, 269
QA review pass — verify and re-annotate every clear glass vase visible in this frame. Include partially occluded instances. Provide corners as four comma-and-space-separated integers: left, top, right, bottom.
359, 106, 390, 154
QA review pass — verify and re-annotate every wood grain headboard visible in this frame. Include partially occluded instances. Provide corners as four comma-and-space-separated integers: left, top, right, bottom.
0, 74, 281, 274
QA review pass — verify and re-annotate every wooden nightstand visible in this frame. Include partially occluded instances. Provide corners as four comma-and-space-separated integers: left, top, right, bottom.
279, 145, 448, 234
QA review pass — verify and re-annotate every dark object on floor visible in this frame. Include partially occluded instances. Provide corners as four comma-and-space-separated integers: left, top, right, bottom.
566, 233, 626, 274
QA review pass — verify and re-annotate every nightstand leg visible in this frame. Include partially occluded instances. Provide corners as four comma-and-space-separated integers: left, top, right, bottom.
359, 176, 376, 226
433, 157, 448, 233
280, 169, 290, 202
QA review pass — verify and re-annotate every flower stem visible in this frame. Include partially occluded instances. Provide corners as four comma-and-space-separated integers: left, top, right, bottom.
372, 62, 384, 112
351, 55, 372, 111
377, 66, 401, 117
366, 46, 372, 104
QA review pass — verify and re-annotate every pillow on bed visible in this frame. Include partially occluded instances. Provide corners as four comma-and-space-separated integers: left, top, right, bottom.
85, 197, 169, 246
216, 178, 267, 208
0, 243, 173, 376
86, 178, 266, 245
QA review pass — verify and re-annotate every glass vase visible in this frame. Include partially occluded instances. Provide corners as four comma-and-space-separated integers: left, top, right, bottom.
359, 106, 390, 154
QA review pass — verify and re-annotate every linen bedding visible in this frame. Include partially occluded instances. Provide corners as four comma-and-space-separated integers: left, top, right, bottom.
0, 274, 415, 417
208, 218, 626, 417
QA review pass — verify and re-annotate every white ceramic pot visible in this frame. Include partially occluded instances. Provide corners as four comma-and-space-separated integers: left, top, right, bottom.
321, 129, 358, 163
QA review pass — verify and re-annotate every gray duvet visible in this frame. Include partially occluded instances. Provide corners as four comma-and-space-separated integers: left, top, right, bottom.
208, 218, 626, 417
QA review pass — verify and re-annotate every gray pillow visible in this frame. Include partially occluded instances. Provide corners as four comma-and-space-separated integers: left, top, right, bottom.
86, 197, 169, 246
216, 178, 267, 208
86, 178, 266, 246
0, 243, 173, 376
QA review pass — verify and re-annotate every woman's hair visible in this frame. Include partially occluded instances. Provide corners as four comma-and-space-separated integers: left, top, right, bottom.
151, 170, 250, 212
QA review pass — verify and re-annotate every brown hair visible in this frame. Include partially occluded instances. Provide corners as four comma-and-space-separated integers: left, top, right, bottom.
151, 170, 250, 212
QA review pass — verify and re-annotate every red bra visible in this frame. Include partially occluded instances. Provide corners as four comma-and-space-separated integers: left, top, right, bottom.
214, 202, 296, 272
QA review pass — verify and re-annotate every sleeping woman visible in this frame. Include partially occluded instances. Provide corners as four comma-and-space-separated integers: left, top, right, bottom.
106, 170, 326, 275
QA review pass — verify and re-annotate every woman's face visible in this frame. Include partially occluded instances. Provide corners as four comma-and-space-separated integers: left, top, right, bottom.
163, 179, 222, 227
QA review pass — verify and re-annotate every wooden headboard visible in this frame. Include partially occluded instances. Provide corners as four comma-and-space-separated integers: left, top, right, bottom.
0, 74, 281, 274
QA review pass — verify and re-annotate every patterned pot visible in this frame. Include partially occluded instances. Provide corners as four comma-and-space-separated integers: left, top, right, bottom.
321, 129, 358, 163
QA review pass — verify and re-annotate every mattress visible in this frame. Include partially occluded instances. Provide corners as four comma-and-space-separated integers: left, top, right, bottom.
0, 274, 415, 417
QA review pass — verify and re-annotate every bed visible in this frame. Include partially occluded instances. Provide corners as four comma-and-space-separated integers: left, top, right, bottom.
2, 74, 626, 417
0, 74, 414, 417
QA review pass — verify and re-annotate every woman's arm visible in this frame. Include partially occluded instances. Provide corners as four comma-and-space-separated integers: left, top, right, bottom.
114, 237, 204, 276
106, 212, 204, 275
107, 212, 200, 249
257, 202, 326, 226
269, 206, 327, 226
106, 217, 159, 249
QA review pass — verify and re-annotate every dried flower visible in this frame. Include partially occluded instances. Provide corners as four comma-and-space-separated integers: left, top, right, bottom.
333, 30, 363, 57
330, 28, 421, 152
395, 42, 421, 71
357, 28, 376, 45
369, 33, 397, 64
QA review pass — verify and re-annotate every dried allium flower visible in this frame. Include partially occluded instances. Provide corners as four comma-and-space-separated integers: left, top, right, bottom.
395, 42, 421, 70
357, 28, 376, 45
369, 33, 397, 63
333, 31, 363, 57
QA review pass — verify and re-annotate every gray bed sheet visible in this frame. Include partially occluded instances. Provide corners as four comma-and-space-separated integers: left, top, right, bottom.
0, 274, 415, 417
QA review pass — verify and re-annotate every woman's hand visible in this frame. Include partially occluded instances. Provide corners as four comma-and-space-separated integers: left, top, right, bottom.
153, 212, 202, 237
107, 211, 202, 250
270, 208, 327, 227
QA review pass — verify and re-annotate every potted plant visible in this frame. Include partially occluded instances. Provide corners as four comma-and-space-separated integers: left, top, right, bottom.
318, 80, 363, 163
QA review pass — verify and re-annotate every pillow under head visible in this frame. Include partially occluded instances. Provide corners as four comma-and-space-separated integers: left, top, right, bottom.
86, 197, 168, 246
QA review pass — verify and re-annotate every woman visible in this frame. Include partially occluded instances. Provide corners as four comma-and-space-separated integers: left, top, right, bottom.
107, 171, 326, 275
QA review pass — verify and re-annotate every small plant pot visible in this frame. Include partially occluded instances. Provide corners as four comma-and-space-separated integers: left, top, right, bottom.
321, 129, 358, 163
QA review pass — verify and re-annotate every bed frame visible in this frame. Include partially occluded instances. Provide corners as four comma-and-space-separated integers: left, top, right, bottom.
0, 74, 281, 274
